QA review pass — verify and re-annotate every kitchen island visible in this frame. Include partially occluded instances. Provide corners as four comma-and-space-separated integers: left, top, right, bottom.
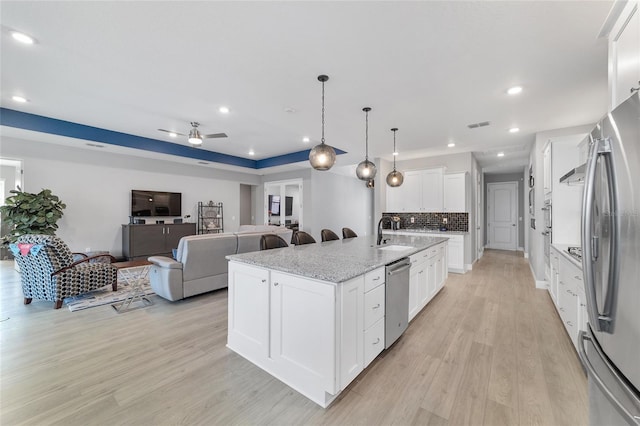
226, 234, 448, 407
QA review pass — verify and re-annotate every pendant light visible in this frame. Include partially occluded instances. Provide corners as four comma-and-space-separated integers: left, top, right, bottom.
309, 75, 337, 170
386, 128, 404, 187
356, 107, 377, 180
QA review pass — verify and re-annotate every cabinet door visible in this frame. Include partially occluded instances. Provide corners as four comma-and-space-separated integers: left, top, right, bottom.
426, 258, 436, 303
130, 224, 165, 257
339, 276, 364, 390
227, 262, 270, 360
610, 1, 640, 109
543, 143, 552, 196
417, 262, 428, 309
164, 223, 196, 251
408, 264, 420, 321
447, 237, 465, 273
270, 271, 337, 394
443, 173, 467, 212
401, 171, 423, 212
421, 169, 443, 212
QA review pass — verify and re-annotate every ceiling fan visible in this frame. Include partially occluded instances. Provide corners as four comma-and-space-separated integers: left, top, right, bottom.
158, 122, 227, 146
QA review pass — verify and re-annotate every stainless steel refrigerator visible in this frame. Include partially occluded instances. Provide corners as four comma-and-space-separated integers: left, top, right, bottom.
578, 92, 640, 425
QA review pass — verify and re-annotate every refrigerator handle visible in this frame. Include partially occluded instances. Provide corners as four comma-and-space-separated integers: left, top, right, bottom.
581, 137, 617, 333
578, 331, 640, 424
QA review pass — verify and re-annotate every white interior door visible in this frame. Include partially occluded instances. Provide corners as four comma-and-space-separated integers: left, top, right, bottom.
487, 182, 517, 251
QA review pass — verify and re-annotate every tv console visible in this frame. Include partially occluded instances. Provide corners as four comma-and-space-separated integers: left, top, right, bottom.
122, 223, 196, 260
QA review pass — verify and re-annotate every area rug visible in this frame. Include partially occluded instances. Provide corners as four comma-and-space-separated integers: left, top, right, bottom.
65, 269, 154, 312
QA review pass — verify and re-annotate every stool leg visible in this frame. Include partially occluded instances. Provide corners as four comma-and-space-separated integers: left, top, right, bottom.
112, 281, 118, 291
24, 297, 32, 305
54, 300, 63, 309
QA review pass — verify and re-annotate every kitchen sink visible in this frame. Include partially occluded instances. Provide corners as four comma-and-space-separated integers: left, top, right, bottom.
377, 245, 414, 251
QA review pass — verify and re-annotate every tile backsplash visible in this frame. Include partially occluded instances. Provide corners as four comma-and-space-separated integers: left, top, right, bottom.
382, 212, 468, 232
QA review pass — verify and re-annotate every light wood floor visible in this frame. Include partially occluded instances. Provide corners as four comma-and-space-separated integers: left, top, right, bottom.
0, 250, 587, 425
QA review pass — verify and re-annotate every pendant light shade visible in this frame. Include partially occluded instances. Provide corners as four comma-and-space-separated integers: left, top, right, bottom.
386, 128, 404, 187
309, 75, 336, 170
356, 107, 377, 180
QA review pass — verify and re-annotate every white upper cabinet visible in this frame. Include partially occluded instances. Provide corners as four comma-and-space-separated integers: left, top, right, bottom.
443, 172, 467, 212
421, 169, 444, 212
605, 0, 640, 110
386, 168, 444, 212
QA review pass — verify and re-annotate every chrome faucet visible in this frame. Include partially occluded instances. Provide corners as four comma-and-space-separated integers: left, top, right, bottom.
377, 216, 393, 245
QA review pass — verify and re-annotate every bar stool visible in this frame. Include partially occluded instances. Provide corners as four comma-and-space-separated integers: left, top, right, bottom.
291, 231, 316, 245
321, 229, 340, 242
260, 234, 289, 250
342, 227, 358, 239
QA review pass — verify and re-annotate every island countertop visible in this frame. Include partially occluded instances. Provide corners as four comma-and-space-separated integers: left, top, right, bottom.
226, 234, 447, 283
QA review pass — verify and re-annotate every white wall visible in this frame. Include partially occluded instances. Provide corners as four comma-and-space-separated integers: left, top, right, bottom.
310, 170, 373, 240
2, 137, 260, 257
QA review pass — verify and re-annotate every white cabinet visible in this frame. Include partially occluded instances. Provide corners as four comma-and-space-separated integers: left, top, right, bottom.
386, 168, 443, 212
421, 169, 444, 212
339, 275, 364, 389
443, 172, 467, 212
227, 262, 270, 358
446, 235, 464, 273
270, 271, 338, 395
549, 249, 585, 352
543, 142, 552, 197
408, 242, 447, 322
606, 0, 640, 110
363, 267, 385, 367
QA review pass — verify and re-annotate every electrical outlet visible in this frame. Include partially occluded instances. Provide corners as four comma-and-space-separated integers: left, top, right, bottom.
442, 217, 448, 224
410, 217, 415, 224
85, 247, 91, 252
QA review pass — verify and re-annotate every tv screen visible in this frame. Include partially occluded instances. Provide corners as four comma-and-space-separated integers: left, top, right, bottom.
131, 190, 182, 217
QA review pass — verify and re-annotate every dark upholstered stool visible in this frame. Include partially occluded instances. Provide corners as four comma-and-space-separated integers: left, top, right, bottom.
260, 234, 289, 250
321, 229, 340, 242
342, 227, 358, 239
291, 231, 316, 245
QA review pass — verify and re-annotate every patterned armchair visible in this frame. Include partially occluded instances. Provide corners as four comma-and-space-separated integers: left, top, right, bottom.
12, 235, 118, 309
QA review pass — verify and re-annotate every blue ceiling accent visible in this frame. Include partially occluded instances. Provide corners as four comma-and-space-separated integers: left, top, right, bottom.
0, 108, 347, 169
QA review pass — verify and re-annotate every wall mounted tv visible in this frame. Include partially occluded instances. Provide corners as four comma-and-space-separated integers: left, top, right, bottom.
131, 190, 182, 217
268, 195, 293, 216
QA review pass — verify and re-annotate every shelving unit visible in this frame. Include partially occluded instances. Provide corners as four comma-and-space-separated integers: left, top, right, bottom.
198, 201, 224, 234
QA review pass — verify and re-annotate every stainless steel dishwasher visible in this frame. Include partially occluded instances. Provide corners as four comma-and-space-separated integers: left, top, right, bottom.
385, 257, 411, 348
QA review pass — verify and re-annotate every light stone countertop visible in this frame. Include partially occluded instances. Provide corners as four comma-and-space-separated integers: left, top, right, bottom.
552, 243, 583, 269
382, 228, 469, 236
226, 234, 447, 283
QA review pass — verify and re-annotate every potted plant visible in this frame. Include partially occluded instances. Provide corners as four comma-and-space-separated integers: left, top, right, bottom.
0, 188, 66, 246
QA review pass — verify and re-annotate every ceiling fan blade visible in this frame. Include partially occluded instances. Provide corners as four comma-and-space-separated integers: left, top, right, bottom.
202, 133, 228, 139
158, 129, 186, 136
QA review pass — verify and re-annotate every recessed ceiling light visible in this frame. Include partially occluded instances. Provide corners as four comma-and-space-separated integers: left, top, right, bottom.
219, 106, 230, 114
12, 96, 27, 103
86, 143, 105, 148
509, 127, 520, 133
497, 152, 505, 157
448, 142, 455, 148
507, 86, 523, 95
248, 150, 255, 156
284, 107, 297, 113
393, 151, 399, 156
11, 31, 35, 45
302, 137, 310, 143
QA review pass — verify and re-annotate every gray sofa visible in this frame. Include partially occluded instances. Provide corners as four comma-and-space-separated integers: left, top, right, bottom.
148, 226, 292, 301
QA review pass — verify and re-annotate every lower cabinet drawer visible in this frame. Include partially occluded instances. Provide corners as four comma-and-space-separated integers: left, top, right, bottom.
364, 317, 385, 367
364, 284, 385, 329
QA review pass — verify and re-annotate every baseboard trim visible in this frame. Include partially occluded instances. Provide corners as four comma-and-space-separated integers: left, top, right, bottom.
528, 258, 548, 289
465, 263, 473, 272
517, 246, 524, 252
524, 252, 529, 259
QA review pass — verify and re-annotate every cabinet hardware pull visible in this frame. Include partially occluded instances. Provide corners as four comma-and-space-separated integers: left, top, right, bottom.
372, 303, 380, 309
273, 282, 279, 286
373, 276, 381, 281
167, 227, 170, 234
567, 321, 574, 326
373, 338, 380, 345
261, 279, 266, 283
574, 275, 582, 280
